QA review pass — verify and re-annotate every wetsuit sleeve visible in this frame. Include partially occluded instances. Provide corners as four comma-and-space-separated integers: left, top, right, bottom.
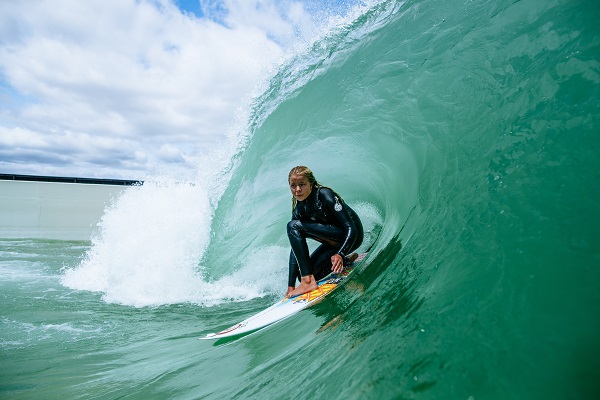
319, 188, 358, 257
288, 250, 300, 287
288, 206, 301, 286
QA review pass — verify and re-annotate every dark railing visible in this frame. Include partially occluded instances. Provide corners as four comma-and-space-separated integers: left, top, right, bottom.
0, 173, 143, 186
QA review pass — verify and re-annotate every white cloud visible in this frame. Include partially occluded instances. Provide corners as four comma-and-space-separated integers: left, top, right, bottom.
0, 0, 324, 179
158, 143, 185, 163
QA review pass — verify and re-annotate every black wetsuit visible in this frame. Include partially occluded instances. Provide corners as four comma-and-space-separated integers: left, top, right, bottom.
287, 186, 363, 286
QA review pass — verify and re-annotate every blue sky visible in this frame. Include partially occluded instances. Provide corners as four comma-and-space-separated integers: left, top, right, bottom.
0, 0, 366, 179
174, 0, 204, 17
174, 0, 356, 20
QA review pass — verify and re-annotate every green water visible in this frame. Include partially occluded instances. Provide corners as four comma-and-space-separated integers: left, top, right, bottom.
2, 0, 600, 398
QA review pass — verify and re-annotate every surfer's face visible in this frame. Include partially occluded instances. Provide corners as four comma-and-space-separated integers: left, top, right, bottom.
289, 174, 312, 202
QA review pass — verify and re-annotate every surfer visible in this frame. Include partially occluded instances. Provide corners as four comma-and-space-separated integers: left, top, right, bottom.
286, 166, 363, 297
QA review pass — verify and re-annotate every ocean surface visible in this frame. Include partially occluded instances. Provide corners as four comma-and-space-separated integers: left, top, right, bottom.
2, 0, 599, 398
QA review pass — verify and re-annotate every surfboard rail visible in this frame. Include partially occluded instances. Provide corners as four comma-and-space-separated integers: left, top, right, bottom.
200, 253, 367, 340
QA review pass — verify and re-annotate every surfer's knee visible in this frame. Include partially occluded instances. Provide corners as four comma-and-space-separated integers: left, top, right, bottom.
287, 220, 303, 237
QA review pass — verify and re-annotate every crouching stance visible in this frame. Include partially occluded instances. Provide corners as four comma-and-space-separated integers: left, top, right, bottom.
286, 166, 363, 297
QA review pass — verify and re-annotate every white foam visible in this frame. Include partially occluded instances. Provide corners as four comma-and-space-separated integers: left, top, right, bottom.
60, 168, 290, 307
61, 180, 206, 305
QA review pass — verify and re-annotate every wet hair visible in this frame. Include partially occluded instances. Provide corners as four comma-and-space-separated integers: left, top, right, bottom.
288, 166, 318, 186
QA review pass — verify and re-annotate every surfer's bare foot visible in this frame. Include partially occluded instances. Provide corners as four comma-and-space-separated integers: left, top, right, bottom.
289, 275, 318, 297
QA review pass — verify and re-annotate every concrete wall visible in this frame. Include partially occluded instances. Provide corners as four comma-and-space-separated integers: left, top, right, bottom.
0, 180, 131, 240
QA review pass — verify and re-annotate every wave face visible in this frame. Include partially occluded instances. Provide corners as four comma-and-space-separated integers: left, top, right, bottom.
61, 0, 599, 398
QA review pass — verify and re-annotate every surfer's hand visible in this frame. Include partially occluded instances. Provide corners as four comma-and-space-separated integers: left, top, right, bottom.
331, 254, 344, 274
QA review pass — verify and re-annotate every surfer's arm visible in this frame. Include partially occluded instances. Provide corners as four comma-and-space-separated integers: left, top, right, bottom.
287, 206, 303, 289
319, 188, 359, 259
287, 249, 300, 288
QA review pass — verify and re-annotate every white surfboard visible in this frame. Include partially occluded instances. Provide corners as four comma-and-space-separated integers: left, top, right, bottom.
200, 253, 367, 340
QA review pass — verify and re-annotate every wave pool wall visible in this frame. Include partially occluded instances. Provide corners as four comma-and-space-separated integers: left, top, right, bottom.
0, 174, 142, 241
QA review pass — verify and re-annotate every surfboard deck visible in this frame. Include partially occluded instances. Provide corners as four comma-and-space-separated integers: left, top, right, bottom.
200, 253, 367, 340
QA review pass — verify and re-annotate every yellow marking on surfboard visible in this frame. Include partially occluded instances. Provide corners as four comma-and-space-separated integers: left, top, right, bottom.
283, 262, 361, 303
290, 283, 338, 303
